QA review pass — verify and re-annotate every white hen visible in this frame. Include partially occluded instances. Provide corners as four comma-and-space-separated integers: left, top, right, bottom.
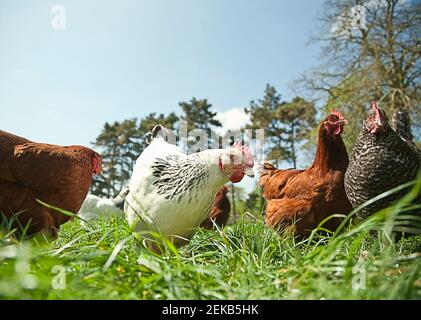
124, 125, 254, 250
79, 186, 130, 222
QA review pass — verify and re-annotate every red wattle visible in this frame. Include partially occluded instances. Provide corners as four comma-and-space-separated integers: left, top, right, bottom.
230, 171, 245, 183
334, 126, 342, 135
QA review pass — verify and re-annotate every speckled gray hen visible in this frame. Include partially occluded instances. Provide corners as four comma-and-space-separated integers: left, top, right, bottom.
345, 102, 421, 218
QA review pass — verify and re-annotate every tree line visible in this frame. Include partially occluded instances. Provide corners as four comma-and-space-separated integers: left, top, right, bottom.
91, 0, 420, 217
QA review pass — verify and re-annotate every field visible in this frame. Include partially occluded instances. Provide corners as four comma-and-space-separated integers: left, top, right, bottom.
1, 179, 421, 300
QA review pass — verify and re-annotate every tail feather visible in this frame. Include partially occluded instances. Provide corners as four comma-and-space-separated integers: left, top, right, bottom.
262, 162, 276, 172
145, 132, 153, 145
392, 109, 414, 142
152, 124, 164, 138
259, 162, 278, 192
259, 162, 277, 180
145, 124, 170, 145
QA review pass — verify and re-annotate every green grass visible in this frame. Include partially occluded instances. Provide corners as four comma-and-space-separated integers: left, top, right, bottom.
1, 178, 421, 300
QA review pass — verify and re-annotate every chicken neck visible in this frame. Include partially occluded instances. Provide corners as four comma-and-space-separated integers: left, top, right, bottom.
310, 126, 349, 176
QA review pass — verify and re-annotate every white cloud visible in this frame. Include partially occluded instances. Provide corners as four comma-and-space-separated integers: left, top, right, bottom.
214, 107, 250, 134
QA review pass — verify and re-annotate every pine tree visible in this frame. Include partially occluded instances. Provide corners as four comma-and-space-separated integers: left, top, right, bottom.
245, 84, 287, 167
179, 97, 222, 131
179, 97, 222, 151
246, 84, 316, 168
91, 119, 140, 197
277, 97, 316, 168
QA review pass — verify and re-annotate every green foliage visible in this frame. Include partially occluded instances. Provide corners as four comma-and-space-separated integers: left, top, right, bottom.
323, 74, 371, 150
246, 84, 317, 167
234, 185, 264, 218
2, 175, 420, 300
303, 0, 421, 147
244, 186, 265, 216
92, 119, 141, 197
1, 214, 421, 299
179, 97, 222, 132
277, 97, 317, 168
246, 85, 285, 167
179, 97, 223, 151
227, 184, 248, 218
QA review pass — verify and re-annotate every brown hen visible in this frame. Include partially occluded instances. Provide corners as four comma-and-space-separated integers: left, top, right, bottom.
0, 130, 101, 237
260, 110, 352, 237
200, 186, 231, 230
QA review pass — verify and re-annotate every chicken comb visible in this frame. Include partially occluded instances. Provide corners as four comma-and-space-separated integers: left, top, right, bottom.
330, 109, 345, 119
371, 101, 379, 111
370, 101, 383, 121
233, 141, 254, 168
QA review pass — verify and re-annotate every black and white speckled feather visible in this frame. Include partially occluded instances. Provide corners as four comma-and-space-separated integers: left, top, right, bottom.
345, 112, 421, 218
151, 154, 210, 202
124, 124, 245, 247
392, 109, 414, 143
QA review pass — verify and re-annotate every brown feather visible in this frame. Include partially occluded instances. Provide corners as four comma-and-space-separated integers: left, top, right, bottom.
0, 130, 101, 237
201, 186, 231, 230
260, 116, 352, 237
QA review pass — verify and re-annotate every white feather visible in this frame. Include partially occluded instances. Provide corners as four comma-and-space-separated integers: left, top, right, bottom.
124, 135, 245, 246
79, 186, 129, 222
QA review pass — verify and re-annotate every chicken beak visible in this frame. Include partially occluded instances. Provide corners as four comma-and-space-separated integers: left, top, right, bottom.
341, 119, 349, 125
374, 115, 385, 127
244, 167, 255, 178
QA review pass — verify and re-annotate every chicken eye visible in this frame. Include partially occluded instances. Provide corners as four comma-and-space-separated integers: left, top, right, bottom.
330, 115, 339, 122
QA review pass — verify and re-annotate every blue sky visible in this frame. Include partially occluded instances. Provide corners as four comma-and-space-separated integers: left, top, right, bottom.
0, 0, 324, 148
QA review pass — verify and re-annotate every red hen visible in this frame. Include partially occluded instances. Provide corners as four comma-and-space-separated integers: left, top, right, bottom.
0, 130, 101, 237
260, 110, 352, 237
